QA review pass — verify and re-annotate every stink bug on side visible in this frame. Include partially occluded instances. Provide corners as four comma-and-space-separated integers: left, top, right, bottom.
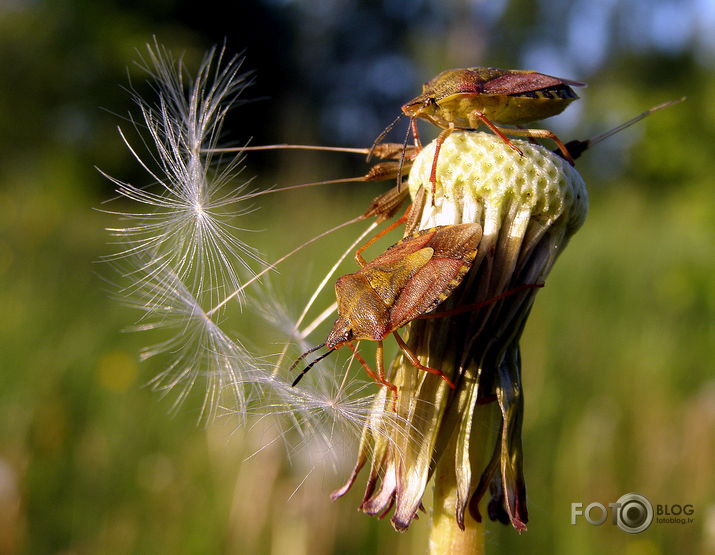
290, 223, 542, 408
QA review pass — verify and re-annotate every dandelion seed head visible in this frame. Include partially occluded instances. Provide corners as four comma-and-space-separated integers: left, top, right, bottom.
409, 132, 588, 235
101, 40, 265, 311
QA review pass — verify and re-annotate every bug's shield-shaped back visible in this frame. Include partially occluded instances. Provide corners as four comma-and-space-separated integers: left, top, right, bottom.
332, 239, 437, 343
388, 223, 482, 330
330, 223, 482, 344
364, 247, 434, 306
479, 70, 585, 95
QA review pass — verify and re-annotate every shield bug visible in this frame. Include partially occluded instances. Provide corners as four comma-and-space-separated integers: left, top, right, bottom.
376, 67, 585, 191
290, 223, 542, 408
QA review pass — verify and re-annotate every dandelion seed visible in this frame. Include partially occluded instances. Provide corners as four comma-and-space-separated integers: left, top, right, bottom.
101, 40, 264, 311
103, 41, 402, 436
101, 47, 507, 525
250, 366, 422, 470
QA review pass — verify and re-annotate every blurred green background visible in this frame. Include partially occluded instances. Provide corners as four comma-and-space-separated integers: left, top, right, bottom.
1, 0, 713, 553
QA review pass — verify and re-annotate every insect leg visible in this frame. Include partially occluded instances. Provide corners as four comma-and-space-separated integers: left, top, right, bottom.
394, 118, 414, 195
392, 331, 456, 389
410, 117, 423, 149
429, 123, 455, 196
367, 113, 405, 162
346, 343, 380, 383
467, 111, 524, 157
416, 283, 544, 320
347, 343, 398, 410
354, 203, 413, 266
403, 185, 426, 236
496, 126, 575, 166
515, 124, 539, 145
376, 341, 399, 411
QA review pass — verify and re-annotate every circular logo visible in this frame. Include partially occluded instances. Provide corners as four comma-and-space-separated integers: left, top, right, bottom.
616, 493, 653, 534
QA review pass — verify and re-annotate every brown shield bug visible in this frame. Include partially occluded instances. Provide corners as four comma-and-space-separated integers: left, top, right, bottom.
372, 67, 586, 192
289, 223, 542, 408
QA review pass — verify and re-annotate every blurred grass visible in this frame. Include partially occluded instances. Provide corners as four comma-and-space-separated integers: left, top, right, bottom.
1, 1, 714, 554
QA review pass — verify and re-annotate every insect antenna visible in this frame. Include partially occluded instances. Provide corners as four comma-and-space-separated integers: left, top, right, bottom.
561, 97, 686, 161
290, 345, 336, 387
394, 118, 413, 192
367, 113, 404, 162
288, 342, 327, 372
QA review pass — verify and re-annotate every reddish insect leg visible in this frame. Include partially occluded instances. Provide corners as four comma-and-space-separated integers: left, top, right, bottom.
429, 122, 455, 196
354, 203, 413, 266
410, 118, 423, 149
417, 283, 544, 320
494, 126, 575, 165
347, 342, 398, 410
468, 110, 524, 157
376, 341, 399, 411
392, 331, 456, 389
515, 124, 539, 145
346, 343, 379, 382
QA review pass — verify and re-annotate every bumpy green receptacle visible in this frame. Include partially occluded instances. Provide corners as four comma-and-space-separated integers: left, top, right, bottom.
408, 131, 587, 234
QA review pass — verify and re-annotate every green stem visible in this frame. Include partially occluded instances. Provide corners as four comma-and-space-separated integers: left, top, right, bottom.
430, 460, 486, 555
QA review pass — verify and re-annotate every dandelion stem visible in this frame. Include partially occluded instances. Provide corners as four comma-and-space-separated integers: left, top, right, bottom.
429, 400, 498, 554
430, 463, 486, 555
202, 144, 371, 155
240, 176, 367, 200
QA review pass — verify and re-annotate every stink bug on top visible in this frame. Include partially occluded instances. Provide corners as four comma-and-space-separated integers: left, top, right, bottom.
373, 67, 585, 192
403, 67, 583, 135
290, 223, 542, 408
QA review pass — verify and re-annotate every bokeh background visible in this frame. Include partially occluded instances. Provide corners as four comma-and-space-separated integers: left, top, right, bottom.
1, 0, 713, 553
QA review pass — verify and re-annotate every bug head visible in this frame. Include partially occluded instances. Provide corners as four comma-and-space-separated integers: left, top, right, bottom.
401, 94, 437, 118
289, 316, 355, 387
325, 316, 354, 349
